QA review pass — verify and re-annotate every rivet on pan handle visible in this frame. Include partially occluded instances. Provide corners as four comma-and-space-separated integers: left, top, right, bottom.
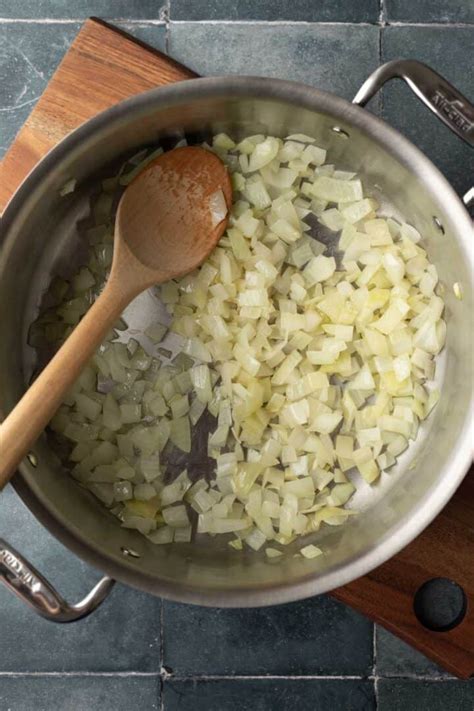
0, 537, 115, 622
353, 59, 474, 148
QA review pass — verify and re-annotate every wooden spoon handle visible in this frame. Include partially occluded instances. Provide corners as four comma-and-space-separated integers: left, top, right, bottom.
0, 281, 128, 490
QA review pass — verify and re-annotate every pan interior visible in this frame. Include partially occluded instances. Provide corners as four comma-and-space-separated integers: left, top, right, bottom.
0, 86, 472, 604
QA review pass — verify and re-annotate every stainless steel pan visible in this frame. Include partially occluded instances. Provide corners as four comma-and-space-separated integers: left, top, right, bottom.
1, 60, 473, 620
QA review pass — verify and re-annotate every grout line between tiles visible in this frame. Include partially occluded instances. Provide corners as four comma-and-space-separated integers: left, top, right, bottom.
373, 626, 379, 709
159, 1, 169, 22
372, 626, 377, 677
146, 20, 474, 28
375, 674, 457, 681
164, 20, 474, 30
0, 672, 161, 677
0, 671, 464, 681
375, 0, 384, 97
157, 674, 466, 682
383, 20, 474, 27
0, 18, 472, 27
378, 24, 385, 117
159, 602, 164, 670
163, 674, 373, 681
116, 22, 167, 28
160, 20, 382, 26
0, 18, 166, 24
376, 26, 382, 115
159, 601, 165, 711
162, 0, 170, 54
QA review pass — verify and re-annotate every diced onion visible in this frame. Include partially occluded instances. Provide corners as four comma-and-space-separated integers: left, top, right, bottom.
35, 131, 445, 557
209, 189, 228, 227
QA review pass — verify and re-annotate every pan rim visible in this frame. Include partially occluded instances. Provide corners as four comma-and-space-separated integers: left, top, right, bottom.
2, 75, 473, 606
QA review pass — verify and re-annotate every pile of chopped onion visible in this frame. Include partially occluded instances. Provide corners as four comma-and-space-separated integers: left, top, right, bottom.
32, 131, 445, 558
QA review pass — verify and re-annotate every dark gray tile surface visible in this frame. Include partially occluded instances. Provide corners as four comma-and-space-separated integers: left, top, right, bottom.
169, 23, 380, 100
170, 0, 380, 22
0, 21, 166, 157
0, 487, 161, 672
163, 598, 373, 676
0, 0, 164, 19
1, 7, 472, 711
381, 25, 474, 195
163, 679, 376, 711
118, 22, 167, 50
385, 0, 474, 24
377, 680, 474, 711
375, 626, 452, 677
0, 675, 160, 711
0, 22, 80, 154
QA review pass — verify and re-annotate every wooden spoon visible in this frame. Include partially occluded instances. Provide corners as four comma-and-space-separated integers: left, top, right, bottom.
0, 146, 232, 489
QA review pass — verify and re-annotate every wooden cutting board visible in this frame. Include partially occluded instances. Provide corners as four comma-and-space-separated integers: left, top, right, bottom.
1, 18, 472, 678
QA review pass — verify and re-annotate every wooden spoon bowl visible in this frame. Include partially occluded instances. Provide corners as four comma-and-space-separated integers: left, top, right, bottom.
0, 146, 232, 489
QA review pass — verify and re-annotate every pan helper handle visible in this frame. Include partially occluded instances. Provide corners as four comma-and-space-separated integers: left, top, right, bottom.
353, 59, 474, 148
0, 537, 114, 622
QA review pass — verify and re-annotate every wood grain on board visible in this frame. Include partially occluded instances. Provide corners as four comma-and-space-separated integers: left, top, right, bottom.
1, 17, 472, 678
333, 468, 474, 677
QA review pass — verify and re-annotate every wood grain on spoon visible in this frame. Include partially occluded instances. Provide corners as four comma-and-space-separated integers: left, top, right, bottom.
0, 146, 232, 490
